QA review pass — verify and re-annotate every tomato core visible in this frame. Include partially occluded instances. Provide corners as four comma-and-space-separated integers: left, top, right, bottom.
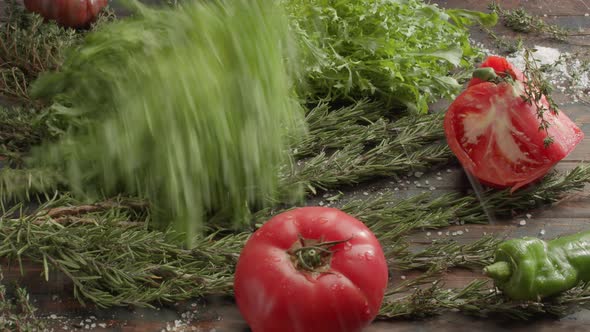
288, 235, 351, 274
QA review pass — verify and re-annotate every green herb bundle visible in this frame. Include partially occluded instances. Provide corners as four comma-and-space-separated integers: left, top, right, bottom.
285, 0, 497, 112
17, 0, 306, 244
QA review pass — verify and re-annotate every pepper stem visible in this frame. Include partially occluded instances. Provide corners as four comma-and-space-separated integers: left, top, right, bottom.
483, 261, 512, 281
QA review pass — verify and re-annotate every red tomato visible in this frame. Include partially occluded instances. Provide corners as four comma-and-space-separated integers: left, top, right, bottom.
234, 207, 389, 332
23, 0, 108, 28
445, 56, 584, 191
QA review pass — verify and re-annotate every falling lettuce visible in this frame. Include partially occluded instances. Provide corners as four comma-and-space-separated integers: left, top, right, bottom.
24, 0, 306, 245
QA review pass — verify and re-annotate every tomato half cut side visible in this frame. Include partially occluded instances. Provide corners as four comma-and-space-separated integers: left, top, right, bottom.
444, 80, 584, 191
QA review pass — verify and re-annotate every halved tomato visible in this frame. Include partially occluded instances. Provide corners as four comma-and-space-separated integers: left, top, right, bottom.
444, 56, 584, 191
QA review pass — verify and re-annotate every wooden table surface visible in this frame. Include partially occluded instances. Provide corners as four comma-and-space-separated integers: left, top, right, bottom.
2, 0, 590, 331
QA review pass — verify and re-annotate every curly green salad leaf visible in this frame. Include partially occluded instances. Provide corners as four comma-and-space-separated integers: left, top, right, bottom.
285, 0, 497, 112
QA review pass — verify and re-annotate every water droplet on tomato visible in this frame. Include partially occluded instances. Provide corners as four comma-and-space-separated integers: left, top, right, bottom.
343, 242, 352, 251
330, 284, 339, 291
364, 252, 375, 261
317, 217, 329, 225
271, 256, 281, 263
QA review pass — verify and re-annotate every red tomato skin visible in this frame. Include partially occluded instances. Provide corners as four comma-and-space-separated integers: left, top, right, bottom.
234, 207, 389, 332
444, 79, 584, 191
23, 0, 108, 28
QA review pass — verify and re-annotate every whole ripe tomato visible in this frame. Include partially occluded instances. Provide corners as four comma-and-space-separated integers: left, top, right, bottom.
444, 56, 584, 191
234, 207, 389, 332
23, 0, 108, 28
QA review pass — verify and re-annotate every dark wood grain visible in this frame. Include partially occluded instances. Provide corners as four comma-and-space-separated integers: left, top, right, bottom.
3, 0, 590, 331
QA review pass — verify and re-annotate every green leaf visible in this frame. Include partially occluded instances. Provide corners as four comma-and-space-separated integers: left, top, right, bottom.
446, 9, 499, 28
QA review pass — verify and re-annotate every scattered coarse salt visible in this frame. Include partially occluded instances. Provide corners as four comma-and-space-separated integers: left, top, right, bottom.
426, 232, 431, 236
540, 229, 546, 236
429, 186, 436, 191
446, 169, 452, 173
414, 171, 424, 178
438, 231, 443, 236
394, 187, 399, 191
50, 314, 58, 319
91, 323, 96, 328
526, 213, 532, 219
406, 180, 411, 184
425, 180, 430, 185
318, 201, 324, 206
98, 323, 107, 329
483, 232, 487, 235
519, 219, 527, 226
465, 228, 469, 233
586, 13, 589, 16
437, 172, 441, 176
436, 176, 443, 180
86, 319, 92, 323
85, 325, 90, 330
457, 230, 464, 235
452, 231, 457, 236
363, 192, 369, 196
401, 275, 407, 280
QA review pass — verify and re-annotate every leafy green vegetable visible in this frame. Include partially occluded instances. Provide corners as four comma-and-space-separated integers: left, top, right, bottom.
285, 0, 495, 113
22, 0, 306, 245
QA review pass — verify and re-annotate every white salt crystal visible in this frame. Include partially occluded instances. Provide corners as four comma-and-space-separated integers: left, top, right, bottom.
519, 219, 527, 226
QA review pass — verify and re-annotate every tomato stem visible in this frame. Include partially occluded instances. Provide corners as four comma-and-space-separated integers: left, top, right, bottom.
288, 235, 352, 273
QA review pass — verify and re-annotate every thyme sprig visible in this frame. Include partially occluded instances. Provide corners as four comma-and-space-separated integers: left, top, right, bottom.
488, 2, 568, 41
521, 48, 560, 147
0, 268, 45, 332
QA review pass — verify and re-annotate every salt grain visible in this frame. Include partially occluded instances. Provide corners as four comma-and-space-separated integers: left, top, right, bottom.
425, 180, 430, 185
394, 187, 399, 191
50, 314, 57, 319
401, 275, 407, 280
436, 176, 443, 180
429, 186, 436, 191
540, 229, 546, 236
426, 232, 431, 236
414, 171, 424, 178
363, 192, 369, 196
457, 230, 464, 235
438, 231, 442, 236
446, 169, 452, 173
519, 219, 527, 226
318, 201, 324, 206
99, 323, 107, 328
586, 13, 589, 16
526, 213, 532, 219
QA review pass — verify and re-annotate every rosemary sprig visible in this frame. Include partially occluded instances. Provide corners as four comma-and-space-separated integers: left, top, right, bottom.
285, 143, 452, 194
380, 279, 590, 320
0, 196, 246, 308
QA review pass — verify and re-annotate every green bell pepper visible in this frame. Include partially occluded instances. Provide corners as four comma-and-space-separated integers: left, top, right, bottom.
484, 230, 590, 300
